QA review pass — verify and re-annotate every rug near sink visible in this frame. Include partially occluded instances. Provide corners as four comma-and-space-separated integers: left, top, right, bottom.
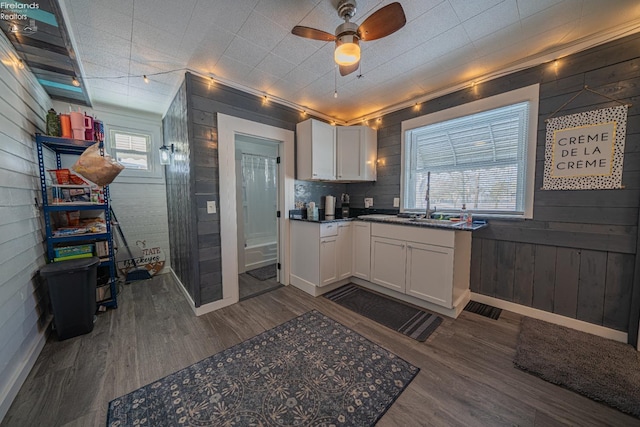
107, 310, 419, 426
324, 284, 443, 342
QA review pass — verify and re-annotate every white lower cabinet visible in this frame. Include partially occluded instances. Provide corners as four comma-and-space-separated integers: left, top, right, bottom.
319, 236, 338, 286
336, 222, 352, 280
290, 221, 353, 295
290, 219, 472, 317
405, 242, 454, 308
370, 237, 406, 292
369, 223, 470, 311
352, 221, 370, 280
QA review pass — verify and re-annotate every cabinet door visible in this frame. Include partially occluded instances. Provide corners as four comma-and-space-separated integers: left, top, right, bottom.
336, 223, 352, 280
352, 221, 371, 280
336, 127, 362, 180
320, 236, 338, 286
406, 242, 454, 308
370, 236, 406, 292
312, 120, 336, 180
296, 119, 336, 180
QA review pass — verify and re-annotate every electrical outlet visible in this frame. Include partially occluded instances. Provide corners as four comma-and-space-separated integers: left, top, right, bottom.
364, 197, 373, 208
207, 200, 216, 214
393, 197, 400, 207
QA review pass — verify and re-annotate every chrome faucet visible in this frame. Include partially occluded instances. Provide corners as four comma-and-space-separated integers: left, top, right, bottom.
425, 171, 434, 219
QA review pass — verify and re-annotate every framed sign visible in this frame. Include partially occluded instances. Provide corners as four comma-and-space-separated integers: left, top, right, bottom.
543, 105, 627, 190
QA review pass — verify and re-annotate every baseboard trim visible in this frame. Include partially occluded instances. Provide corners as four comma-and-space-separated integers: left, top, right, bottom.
470, 293, 628, 343
169, 268, 238, 316
0, 325, 48, 423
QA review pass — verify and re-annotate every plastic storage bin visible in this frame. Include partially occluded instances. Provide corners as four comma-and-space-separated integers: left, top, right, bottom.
40, 256, 100, 340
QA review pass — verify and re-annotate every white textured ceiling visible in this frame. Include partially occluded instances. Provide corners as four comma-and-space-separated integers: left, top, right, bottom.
60, 0, 640, 122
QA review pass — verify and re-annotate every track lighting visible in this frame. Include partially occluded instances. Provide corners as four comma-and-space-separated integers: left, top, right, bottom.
71, 77, 80, 87
143, 75, 149, 84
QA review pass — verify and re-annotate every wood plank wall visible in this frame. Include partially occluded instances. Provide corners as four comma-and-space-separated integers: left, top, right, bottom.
163, 81, 199, 305
348, 33, 640, 340
0, 33, 53, 419
166, 73, 332, 306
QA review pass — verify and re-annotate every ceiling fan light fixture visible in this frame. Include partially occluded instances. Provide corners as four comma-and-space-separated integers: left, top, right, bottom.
334, 36, 360, 66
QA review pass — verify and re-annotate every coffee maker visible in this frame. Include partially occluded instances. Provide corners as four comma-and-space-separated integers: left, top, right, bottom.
341, 193, 350, 218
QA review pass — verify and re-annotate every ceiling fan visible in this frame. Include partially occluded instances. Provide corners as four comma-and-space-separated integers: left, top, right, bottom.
291, 0, 406, 76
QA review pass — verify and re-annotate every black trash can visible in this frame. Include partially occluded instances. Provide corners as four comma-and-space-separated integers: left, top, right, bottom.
40, 256, 100, 340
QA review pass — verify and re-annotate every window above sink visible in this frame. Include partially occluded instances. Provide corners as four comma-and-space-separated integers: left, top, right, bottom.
400, 84, 539, 219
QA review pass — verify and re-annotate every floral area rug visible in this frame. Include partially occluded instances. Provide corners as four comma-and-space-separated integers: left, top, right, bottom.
107, 310, 419, 426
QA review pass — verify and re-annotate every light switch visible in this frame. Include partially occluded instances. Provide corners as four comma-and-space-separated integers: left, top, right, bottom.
207, 200, 216, 214
393, 197, 400, 207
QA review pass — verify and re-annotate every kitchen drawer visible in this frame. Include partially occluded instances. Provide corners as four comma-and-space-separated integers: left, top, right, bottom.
371, 222, 454, 248
320, 223, 339, 237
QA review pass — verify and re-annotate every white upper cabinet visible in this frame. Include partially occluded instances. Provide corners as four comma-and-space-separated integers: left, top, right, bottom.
296, 119, 336, 180
336, 126, 377, 181
296, 119, 376, 182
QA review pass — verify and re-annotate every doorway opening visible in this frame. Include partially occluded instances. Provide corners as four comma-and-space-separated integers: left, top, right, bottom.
235, 135, 282, 300
216, 113, 294, 314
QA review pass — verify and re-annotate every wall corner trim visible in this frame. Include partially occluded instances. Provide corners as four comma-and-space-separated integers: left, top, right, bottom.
169, 269, 235, 316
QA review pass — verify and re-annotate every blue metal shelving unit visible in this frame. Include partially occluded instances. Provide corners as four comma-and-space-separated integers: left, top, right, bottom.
36, 134, 118, 309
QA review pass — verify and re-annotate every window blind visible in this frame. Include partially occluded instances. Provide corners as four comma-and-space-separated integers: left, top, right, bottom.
405, 102, 529, 214
113, 132, 148, 152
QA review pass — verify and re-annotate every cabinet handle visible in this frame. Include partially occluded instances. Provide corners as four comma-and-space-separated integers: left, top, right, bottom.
326, 225, 333, 228
313, 173, 318, 176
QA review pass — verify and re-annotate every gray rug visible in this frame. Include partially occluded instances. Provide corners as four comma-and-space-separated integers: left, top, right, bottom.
246, 263, 276, 281
514, 317, 640, 418
324, 284, 443, 342
107, 310, 419, 426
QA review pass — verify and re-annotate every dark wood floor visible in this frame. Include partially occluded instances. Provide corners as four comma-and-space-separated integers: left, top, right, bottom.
3, 274, 639, 426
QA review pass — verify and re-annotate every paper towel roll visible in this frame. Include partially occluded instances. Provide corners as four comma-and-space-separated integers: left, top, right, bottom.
325, 196, 335, 218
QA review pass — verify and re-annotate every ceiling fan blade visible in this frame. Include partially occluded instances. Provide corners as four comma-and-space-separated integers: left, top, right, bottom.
357, 2, 406, 41
291, 26, 336, 41
339, 61, 360, 76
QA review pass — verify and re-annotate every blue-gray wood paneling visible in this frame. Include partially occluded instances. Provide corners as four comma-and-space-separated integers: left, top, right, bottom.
344, 33, 640, 340
163, 80, 200, 305
167, 73, 337, 305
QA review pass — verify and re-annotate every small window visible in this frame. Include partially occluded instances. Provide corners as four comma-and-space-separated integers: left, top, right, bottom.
110, 130, 151, 170
402, 84, 539, 218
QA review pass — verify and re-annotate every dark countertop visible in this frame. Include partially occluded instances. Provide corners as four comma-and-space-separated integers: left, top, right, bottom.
290, 217, 355, 224
290, 214, 488, 230
355, 214, 488, 231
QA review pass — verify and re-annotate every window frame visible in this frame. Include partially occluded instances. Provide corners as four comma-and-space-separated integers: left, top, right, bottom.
108, 127, 158, 178
400, 84, 540, 219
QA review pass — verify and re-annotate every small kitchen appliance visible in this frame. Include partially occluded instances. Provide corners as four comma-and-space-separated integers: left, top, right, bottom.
325, 195, 336, 219
341, 193, 350, 218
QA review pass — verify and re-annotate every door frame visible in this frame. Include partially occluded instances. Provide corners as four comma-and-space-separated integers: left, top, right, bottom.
216, 114, 294, 310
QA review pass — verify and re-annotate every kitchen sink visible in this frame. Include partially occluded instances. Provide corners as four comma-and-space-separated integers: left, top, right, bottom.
357, 214, 463, 228
410, 218, 455, 224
